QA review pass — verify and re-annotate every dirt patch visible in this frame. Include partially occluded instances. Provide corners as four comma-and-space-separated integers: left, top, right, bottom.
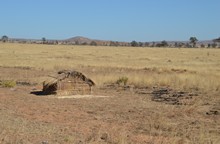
0, 66, 220, 143
56, 95, 110, 99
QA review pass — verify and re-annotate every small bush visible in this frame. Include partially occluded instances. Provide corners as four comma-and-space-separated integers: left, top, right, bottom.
0, 80, 16, 88
116, 76, 128, 86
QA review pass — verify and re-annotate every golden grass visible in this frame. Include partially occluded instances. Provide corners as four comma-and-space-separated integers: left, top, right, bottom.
0, 43, 220, 92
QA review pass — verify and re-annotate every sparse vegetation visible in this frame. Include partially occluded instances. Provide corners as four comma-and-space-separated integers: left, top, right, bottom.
0, 43, 220, 143
1, 35, 8, 42
130, 40, 139, 47
116, 76, 128, 86
213, 37, 220, 43
42, 37, 47, 44
0, 80, 16, 88
189, 37, 198, 48
212, 43, 217, 48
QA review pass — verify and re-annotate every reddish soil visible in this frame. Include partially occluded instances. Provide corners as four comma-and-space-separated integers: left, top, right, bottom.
0, 67, 220, 144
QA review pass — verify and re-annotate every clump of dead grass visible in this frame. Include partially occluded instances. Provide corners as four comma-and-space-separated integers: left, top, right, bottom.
0, 80, 16, 88
116, 76, 128, 86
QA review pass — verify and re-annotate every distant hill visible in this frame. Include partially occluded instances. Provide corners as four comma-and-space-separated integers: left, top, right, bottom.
65, 36, 93, 44
64, 36, 130, 46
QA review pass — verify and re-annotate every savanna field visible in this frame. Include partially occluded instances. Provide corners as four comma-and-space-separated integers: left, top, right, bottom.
0, 43, 220, 143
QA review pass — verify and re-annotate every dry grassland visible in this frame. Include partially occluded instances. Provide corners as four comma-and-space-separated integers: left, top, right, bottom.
0, 43, 220, 144
0, 43, 220, 91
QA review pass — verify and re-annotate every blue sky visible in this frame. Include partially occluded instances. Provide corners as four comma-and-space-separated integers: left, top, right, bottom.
0, 0, 219, 42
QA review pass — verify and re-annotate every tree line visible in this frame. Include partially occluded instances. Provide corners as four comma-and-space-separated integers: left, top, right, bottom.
130, 37, 220, 48
1, 35, 220, 48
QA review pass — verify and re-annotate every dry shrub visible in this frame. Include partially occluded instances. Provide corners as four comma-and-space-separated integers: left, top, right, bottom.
116, 76, 128, 86
0, 80, 16, 88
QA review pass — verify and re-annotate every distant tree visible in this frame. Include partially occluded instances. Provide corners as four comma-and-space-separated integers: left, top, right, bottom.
189, 37, 198, 48
1, 35, 8, 42
155, 43, 161, 47
179, 42, 185, 48
213, 37, 220, 48
110, 41, 117, 46
144, 42, 149, 47
90, 41, 97, 46
211, 43, 217, 48
161, 40, 168, 47
138, 42, 143, 47
151, 42, 155, 47
155, 41, 168, 47
130, 41, 139, 47
207, 43, 211, 48
186, 43, 191, 48
42, 37, 46, 44
213, 37, 220, 43
115, 41, 120, 46
174, 42, 184, 48
200, 44, 205, 48
174, 42, 178, 48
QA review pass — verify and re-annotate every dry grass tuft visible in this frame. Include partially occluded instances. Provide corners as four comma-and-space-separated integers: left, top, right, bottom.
0, 80, 16, 88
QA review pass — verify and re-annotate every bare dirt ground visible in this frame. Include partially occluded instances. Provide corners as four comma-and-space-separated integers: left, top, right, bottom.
0, 67, 220, 144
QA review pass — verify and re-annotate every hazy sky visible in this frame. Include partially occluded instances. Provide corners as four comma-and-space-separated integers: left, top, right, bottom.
0, 0, 219, 41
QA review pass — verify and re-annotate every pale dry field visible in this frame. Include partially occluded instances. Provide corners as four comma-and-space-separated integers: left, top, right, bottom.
0, 43, 220, 91
0, 43, 220, 144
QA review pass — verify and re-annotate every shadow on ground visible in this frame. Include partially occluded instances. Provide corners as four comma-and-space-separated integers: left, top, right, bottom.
30, 91, 54, 96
